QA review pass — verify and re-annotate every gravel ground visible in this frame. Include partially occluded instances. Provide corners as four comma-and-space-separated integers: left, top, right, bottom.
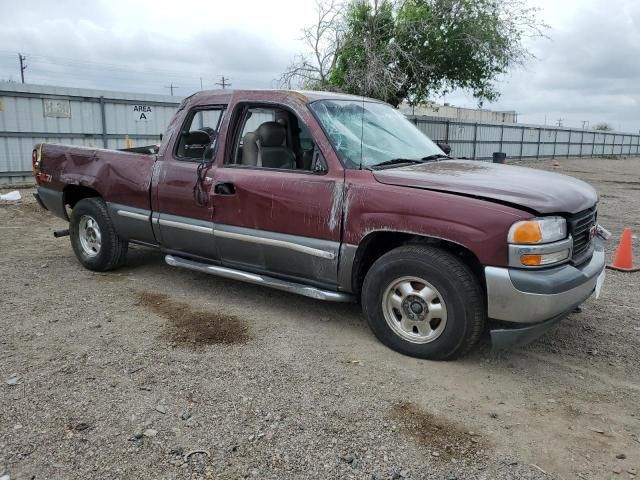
1, 156, 639, 480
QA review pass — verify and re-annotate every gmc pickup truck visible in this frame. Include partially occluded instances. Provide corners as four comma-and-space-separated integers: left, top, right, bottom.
32, 89, 607, 360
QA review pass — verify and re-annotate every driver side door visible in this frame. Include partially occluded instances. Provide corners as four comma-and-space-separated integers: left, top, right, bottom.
153, 106, 225, 260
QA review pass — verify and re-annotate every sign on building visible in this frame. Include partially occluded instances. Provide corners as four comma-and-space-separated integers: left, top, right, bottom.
43, 98, 71, 118
133, 104, 153, 121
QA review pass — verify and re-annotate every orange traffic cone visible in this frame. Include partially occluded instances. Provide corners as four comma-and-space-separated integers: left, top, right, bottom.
607, 227, 639, 272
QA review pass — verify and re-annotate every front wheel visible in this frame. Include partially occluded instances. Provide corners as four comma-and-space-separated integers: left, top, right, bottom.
362, 245, 485, 360
69, 198, 128, 271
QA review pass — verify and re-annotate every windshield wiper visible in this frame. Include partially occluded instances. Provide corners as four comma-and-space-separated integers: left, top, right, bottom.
368, 158, 424, 170
420, 153, 451, 161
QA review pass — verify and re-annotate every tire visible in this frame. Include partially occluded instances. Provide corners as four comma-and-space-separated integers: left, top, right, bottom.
69, 197, 128, 271
362, 245, 485, 360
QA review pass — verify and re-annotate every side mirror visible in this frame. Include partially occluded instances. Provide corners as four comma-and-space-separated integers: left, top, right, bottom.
437, 142, 451, 155
184, 130, 212, 146
312, 149, 328, 174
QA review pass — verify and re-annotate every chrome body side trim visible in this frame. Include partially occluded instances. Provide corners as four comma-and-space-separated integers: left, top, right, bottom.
151, 214, 338, 260
165, 255, 354, 303
214, 229, 336, 260
157, 218, 214, 234
107, 203, 156, 244
486, 243, 605, 324
117, 209, 149, 221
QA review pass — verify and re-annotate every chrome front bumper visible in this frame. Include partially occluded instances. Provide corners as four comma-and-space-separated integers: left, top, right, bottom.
485, 241, 605, 325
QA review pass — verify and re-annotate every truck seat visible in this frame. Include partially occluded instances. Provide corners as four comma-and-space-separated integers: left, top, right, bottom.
241, 122, 296, 169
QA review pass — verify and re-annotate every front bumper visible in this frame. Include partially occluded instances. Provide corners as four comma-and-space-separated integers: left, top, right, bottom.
485, 241, 605, 346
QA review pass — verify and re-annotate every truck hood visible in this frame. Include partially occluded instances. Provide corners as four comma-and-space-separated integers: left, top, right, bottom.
373, 160, 598, 214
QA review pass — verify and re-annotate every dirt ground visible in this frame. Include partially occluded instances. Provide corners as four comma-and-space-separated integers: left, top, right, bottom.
1, 156, 639, 480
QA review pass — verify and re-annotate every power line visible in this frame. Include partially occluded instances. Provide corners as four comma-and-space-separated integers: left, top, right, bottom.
0, 51, 257, 87
165, 83, 179, 96
0, 51, 265, 94
0, 50, 211, 80
215, 75, 231, 89
18, 53, 26, 83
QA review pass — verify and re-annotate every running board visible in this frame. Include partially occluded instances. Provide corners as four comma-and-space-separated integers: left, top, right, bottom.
165, 255, 355, 303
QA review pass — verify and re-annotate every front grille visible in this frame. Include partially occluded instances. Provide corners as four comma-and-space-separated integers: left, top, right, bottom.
567, 206, 597, 265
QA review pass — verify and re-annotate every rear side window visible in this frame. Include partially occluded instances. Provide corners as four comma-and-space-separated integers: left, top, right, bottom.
175, 107, 225, 161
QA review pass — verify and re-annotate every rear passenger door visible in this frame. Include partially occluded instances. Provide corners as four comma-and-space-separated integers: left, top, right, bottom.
154, 106, 225, 260
211, 103, 344, 288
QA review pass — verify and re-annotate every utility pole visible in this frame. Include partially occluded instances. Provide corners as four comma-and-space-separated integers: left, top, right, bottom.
556, 118, 563, 127
164, 83, 179, 96
216, 76, 231, 89
18, 53, 27, 84
581, 120, 589, 129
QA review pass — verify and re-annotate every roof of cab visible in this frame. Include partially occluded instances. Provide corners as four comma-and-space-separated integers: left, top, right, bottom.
189, 89, 384, 104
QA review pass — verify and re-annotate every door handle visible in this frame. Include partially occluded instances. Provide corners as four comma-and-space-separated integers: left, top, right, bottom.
214, 182, 235, 195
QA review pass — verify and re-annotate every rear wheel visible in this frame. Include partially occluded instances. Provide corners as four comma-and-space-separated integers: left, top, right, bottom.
362, 245, 485, 360
69, 198, 127, 271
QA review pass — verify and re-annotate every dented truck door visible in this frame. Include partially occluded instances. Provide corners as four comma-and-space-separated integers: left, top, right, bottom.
153, 106, 226, 260
211, 101, 344, 288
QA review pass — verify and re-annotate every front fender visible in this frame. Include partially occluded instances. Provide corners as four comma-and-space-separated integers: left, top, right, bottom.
342, 180, 530, 267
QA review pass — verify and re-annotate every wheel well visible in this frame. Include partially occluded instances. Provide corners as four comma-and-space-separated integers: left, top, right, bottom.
351, 232, 485, 296
63, 185, 101, 209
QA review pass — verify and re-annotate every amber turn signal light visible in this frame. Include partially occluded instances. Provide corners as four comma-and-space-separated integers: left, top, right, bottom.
511, 222, 542, 244
521, 254, 542, 266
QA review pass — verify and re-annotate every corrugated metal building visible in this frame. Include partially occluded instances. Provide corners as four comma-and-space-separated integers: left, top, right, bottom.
0, 82, 181, 184
399, 101, 517, 123
1, 83, 638, 184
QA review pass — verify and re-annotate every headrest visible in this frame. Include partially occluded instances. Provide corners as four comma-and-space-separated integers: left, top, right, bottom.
257, 121, 286, 147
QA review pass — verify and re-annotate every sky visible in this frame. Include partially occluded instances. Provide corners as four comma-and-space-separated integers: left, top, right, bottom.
0, 0, 638, 133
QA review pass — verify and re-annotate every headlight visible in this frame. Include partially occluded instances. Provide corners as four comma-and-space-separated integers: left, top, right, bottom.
508, 216, 570, 268
508, 216, 567, 244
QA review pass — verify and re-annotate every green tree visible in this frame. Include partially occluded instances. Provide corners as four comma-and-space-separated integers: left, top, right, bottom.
329, 1, 402, 102
281, 0, 545, 107
593, 122, 613, 131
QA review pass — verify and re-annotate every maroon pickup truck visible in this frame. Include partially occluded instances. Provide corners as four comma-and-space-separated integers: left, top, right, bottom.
32, 89, 607, 360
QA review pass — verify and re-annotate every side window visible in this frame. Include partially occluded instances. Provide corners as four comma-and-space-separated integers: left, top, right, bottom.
175, 107, 224, 161
229, 106, 320, 172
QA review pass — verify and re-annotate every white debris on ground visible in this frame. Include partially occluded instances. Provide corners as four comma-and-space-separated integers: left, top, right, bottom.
0, 190, 21, 201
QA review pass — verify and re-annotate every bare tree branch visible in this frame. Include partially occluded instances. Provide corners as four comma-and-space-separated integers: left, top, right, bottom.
277, 0, 345, 89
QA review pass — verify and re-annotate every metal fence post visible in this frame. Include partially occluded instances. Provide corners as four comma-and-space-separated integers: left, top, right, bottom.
99, 96, 108, 149
472, 122, 478, 160
592, 132, 596, 157
520, 126, 525, 159
612, 133, 616, 156
499, 124, 504, 154
445, 120, 450, 144
536, 128, 541, 159
552, 128, 558, 159
579, 130, 584, 158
